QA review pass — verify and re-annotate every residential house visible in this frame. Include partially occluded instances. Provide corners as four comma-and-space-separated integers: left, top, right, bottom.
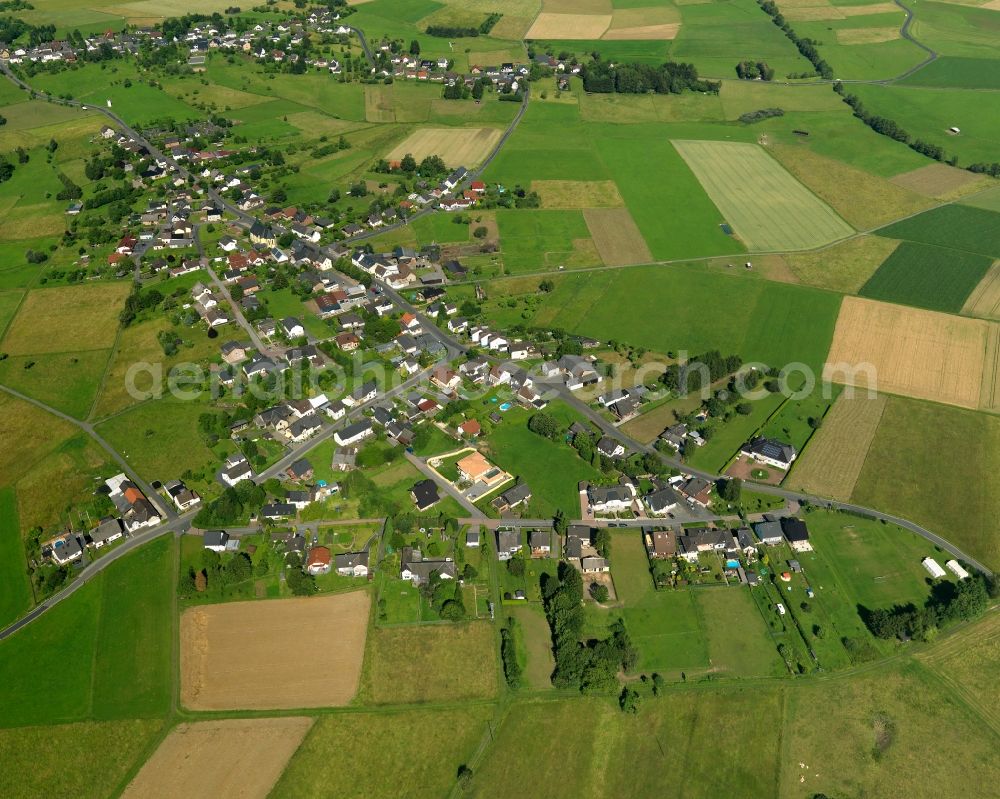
336, 551, 369, 577
203, 529, 230, 551
643, 487, 680, 516
306, 546, 332, 575
528, 529, 551, 557
410, 479, 440, 511
492, 483, 532, 513
335, 419, 373, 446
88, 517, 123, 549
645, 529, 676, 560
585, 480, 636, 514
781, 517, 812, 552
400, 547, 456, 584
741, 437, 797, 471
496, 529, 522, 561
165, 480, 201, 511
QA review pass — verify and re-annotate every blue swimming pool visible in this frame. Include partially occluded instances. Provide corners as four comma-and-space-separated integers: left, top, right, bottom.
499, 402, 512, 411
725, 559, 740, 569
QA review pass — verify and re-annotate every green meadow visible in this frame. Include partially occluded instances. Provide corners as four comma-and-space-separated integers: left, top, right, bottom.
0, 489, 31, 629
877, 204, 1000, 259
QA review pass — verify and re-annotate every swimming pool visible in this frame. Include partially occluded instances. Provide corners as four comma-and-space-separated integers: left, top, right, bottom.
498, 402, 512, 411
725, 559, 740, 569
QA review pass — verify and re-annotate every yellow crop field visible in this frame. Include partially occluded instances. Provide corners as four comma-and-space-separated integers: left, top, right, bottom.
525, 13, 612, 38
962, 261, 1000, 320
386, 127, 502, 167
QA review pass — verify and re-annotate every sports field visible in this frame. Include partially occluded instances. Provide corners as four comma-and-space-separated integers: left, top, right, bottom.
385, 126, 503, 167
824, 296, 991, 409
122, 718, 313, 799
963, 261, 1000, 320
583, 207, 654, 265
180, 592, 370, 711
789, 392, 887, 501
672, 140, 854, 251
859, 241, 994, 313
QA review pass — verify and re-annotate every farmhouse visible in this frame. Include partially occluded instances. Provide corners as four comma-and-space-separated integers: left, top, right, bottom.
741, 437, 797, 471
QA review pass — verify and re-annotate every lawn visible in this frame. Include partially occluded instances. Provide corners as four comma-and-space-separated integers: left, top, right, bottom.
693, 586, 785, 677
359, 621, 499, 704
877, 204, 1000, 259
851, 395, 1000, 570
0, 489, 31, 628
672, 140, 855, 251
760, 384, 840, 455
859, 241, 995, 312
272, 706, 493, 799
0, 537, 173, 728
687, 390, 786, 474
508, 603, 556, 689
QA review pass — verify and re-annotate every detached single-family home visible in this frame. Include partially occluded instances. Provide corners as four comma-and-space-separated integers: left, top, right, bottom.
410, 479, 440, 511
753, 520, 784, 546
781, 517, 812, 552
645, 529, 676, 560
528, 529, 551, 557
165, 480, 201, 511
644, 487, 680, 516
400, 547, 456, 584
496, 529, 522, 561
586, 481, 636, 514
306, 546, 332, 575
88, 517, 124, 549
336, 551, 369, 577
492, 483, 532, 513
741, 437, 797, 471
203, 529, 230, 552
335, 419, 374, 446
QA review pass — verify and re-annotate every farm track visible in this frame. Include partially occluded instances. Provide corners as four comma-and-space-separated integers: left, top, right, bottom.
0, 11, 994, 647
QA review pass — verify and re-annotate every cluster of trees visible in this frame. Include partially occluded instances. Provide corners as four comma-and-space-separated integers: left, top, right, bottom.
443, 78, 486, 100
735, 60, 775, 81
372, 152, 448, 178
864, 573, 993, 642
660, 349, 742, 396
426, 12, 501, 38
739, 107, 784, 124
527, 411, 561, 440
421, 570, 466, 620
501, 617, 521, 687
194, 480, 268, 527
968, 161, 1000, 178
757, 0, 832, 79
84, 185, 140, 211
55, 172, 82, 201
185, 549, 255, 594
119, 283, 168, 327
543, 562, 637, 692
285, 552, 318, 595
0, 154, 13, 184
310, 135, 350, 158
834, 85, 954, 164
581, 59, 720, 95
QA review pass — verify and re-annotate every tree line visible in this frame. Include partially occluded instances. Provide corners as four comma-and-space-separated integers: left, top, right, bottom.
426, 12, 501, 38
756, 0, 833, 79
580, 59, 720, 95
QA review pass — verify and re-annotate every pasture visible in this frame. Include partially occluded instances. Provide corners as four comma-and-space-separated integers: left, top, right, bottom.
823, 296, 990, 409
122, 718, 313, 799
878, 203, 1000, 259
901, 55, 1000, 89
0, 719, 162, 799
859, 241, 994, 313
525, 12, 614, 38
694, 586, 785, 677
273, 706, 494, 799
889, 162, 991, 199
851, 395, 1000, 569
0, 282, 129, 356
673, 140, 854, 251
532, 179, 624, 208
495, 208, 602, 272
0, 349, 112, 420
583, 207, 654, 265
385, 126, 503, 167
963, 261, 1000, 320
0, 392, 79, 492
180, 592, 370, 711
359, 621, 498, 704
784, 235, 900, 293
0, 489, 31, 629
789, 392, 887, 501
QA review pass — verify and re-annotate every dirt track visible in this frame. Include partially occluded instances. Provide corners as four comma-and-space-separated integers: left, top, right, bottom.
180, 591, 370, 711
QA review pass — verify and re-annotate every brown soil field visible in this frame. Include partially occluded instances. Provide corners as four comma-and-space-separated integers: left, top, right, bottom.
360, 621, 498, 704
180, 592, 370, 711
584, 208, 653, 266
788, 392, 887, 500
823, 296, 989, 409
603, 22, 680, 39
386, 127, 502, 168
533, 179, 624, 209
889, 163, 990, 199
121, 718, 313, 799
767, 143, 932, 230
785, 236, 900, 293
836, 26, 901, 44
1, 282, 130, 355
525, 12, 612, 38
962, 261, 1000, 320
980, 324, 1000, 411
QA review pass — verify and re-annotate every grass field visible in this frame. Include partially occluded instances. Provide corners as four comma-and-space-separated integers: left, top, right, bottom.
495, 209, 602, 272
877, 203, 1000, 259
784, 235, 901, 293
509, 603, 556, 688
694, 587, 785, 677
533, 179, 625, 208
859, 241, 995, 312
272, 706, 493, 799
901, 55, 1000, 89
851, 395, 1000, 570
583, 207, 654, 266
673, 140, 854, 251
0, 489, 31, 628
889, 162, 991, 199
789, 392, 887, 500
824, 296, 990, 409
0, 537, 172, 728
360, 621, 498, 704
0, 719, 163, 799
0, 349, 112, 419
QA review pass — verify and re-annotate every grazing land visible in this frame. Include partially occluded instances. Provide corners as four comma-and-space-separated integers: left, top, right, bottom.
0, 490, 30, 628
583, 207, 654, 265
859, 241, 994, 313
877, 204, 1000, 259
789, 392, 887, 500
360, 621, 498, 704
273, 706, 493, 799
0, 282, 129, 355
889, 162, 991, 199
673, 140, 854, 251
784, 235, 900, 293
851, 395, 1000, 569
180, 592, 370, 710
121, 718, 313, 799
385, 126, 503, 167
824, 296, 990, 409
533, 179, 625, 208
495, 208, 602, 272
962, 261, 1000, 320
0, 349, 112, 420
693, 587, 785, 677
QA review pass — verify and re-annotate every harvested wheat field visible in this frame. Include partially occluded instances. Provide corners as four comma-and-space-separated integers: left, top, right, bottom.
386, 127, 502, 168
784, 4, 847, 20
963, 261, 1000, 320
890, 163, 989, 199
180, 592, 370, 711
603, 22, 680, 39
981, 325, 1000, 410
533, 179, 624, 209
843, 2, 901, 14
789, 392, 887, 500
584, 208, 653, 266
823, 296, 989, 409
836, 26, 900, 44
525, 12, 612, 38
121, 718, 313, 799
